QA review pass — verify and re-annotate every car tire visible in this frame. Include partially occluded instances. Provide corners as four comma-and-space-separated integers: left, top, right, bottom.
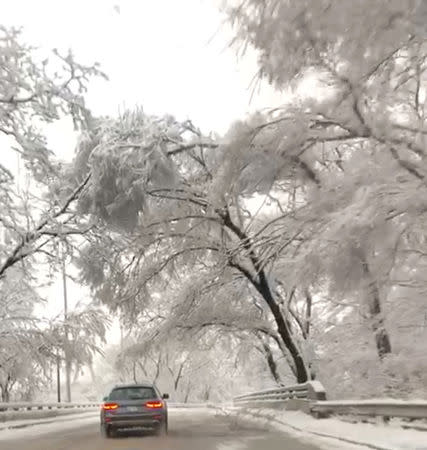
101, 424, 116, 438
156, 421, 167, 437
101, 424, 108, 438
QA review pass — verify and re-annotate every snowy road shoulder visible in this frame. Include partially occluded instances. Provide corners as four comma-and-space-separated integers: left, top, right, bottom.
4, 405, 427, 450
0, 412, 99, 440
220, 407, 427, 450
0, 407, 210, 441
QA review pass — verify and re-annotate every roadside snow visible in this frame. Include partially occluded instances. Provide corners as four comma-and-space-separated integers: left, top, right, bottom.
317, 399, 427, 406
0, 406, 207, 441
0, 407, 99, 423
223, 407, 427, 450
0, 412, 98, 440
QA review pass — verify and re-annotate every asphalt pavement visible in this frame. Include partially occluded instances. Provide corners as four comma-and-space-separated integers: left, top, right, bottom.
0, 408, 324, 450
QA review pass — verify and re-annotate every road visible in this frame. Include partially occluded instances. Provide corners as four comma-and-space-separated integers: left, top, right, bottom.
0, 408, 325, 450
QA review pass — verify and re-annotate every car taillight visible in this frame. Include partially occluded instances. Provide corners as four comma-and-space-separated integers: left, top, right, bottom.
103, 402, 119, 410
145, 401, 163, 409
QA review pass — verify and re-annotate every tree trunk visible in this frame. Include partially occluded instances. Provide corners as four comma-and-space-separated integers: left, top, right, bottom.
360, 255, 392, 358
2, 390, 9, 402
184, 381, 191, 403
73, 366, 80, 384
0, 380, 10, 402
222, 210, 309, 383
368, 279, 392, 358
89, 363, 96, 383
203, 385, 211, 401
137, 361, 148, 377
132, 362, 137, 383
152, 353, 161, 383
258, 335, 282, 384
256, 276, 309, 382
304, 288, 312, 338
174, 361, 185, 391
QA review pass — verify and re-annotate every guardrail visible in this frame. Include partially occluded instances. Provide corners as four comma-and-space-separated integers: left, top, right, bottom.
233, 381, 326, 411
0, 402, 100, 425
169, 402, 212, 408
311, 399, 427, 421
0, 401, 209, 412
0, 400, 211, 425
0, 402, 99, 412
233, 382, 427, 422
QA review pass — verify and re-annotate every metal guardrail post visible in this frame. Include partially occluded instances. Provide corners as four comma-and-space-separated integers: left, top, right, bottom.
306, 381, 327, 401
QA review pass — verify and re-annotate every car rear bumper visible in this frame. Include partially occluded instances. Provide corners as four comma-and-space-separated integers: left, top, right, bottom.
107, 419, 160, 429
103, 414, 166, 430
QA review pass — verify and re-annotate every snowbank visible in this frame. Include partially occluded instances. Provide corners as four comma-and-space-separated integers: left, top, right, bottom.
0, 406, 99, 423
224, 407, 427, 450
0, 412, 98, 440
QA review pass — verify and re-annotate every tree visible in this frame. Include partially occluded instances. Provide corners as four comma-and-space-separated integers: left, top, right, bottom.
71, 0, 427, 396
225, 0, 427, 395
95, 327, 282, 402
227, 0, 427, 348
0, 26, 104, 280
46, 305, 109, 383
0, 26, 106, 399
0, 269, 49, 401
72, 109, 319, 382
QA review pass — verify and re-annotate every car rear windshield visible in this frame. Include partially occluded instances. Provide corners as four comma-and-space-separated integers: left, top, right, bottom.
108, 386, 156, 401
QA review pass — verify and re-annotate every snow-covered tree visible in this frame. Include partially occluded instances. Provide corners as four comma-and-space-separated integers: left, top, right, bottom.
0, 26, 104, 280
226, 0, 427, 395
0, 26, 108, 399
73, 108, 314, 382
70, 0, 427, 397
0, 269, 49, 401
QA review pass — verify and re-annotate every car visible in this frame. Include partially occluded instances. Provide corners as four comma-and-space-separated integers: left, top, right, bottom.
100, 383, 169, 438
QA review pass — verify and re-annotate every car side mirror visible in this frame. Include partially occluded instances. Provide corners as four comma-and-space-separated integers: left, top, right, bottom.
162, 393, 169, 399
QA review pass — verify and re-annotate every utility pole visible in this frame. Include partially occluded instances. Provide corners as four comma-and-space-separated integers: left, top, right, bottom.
62, 243, 72, 403
56, 352, 61, 403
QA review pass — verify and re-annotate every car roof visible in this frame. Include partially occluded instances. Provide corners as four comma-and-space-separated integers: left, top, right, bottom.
111, 383, 155, 390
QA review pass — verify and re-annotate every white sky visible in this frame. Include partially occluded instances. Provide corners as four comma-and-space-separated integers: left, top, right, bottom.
3, 0, 281, 147
2, 0, 285, 342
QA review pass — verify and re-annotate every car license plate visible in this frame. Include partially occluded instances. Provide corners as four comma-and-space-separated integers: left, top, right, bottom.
127, 406, 138, 412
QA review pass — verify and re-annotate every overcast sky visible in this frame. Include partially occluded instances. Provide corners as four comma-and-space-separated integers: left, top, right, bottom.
3, 0, 281, 158
2, 0, 284, 341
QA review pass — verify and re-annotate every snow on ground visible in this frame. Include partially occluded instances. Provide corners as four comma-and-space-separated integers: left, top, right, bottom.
0, 406, 206, 441
317, 399, 427, 406
224, 407, 427, 450
3, 404, 426, 450
0, 412, 99, 440
220, 408, 371, 450
0, 407, 99, 423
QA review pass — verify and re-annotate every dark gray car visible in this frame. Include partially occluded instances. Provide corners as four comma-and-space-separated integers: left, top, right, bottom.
100, 383, 169, 438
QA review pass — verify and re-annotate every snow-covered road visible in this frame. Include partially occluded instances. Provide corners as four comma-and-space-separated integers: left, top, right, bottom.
0, 408, 353, 450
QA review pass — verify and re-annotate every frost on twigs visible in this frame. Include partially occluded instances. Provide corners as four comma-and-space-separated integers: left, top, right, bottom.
75, 109, 220, 231
0, 26, 105, 182
227, 0, 419, 88
0, 26, 104, 281
77, 0, 427, 397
